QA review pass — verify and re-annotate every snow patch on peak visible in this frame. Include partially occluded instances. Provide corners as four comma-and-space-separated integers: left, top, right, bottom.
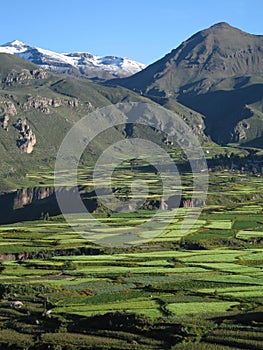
8, 40, 27, 47
0, 40, 30, 53
0, 40, 146, 80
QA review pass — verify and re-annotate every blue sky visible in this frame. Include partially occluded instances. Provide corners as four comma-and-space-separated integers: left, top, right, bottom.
0, 0, 262, 64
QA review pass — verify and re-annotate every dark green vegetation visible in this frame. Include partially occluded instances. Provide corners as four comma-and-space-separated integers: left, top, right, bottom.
113, 22, 263, 145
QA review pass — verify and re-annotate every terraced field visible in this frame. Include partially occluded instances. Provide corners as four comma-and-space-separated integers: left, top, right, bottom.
0, 167, 262, 349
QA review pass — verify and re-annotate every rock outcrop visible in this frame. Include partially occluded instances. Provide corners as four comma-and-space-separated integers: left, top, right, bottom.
233, 121, 250, 142
22, 95, 78, 114
0, 92, 78, 153
2, 68, 48, 85
181, 198, 206, 208
13, 187, 55, 208
15, 117, 36, 154
0, 98, 17, 116
1, 115, 9, 130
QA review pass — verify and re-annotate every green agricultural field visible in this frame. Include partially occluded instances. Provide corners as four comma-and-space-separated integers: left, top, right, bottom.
236, 230, 263, 240
0, 167, 263, 349
206, 220, 233, 229
166, 301, 239, 315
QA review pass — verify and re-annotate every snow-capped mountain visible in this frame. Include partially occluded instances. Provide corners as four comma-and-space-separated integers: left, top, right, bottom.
0, 40, 146, 80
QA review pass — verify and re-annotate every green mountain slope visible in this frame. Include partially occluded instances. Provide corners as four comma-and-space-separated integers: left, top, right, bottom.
0, 53, 205, 192
113, 22, 263, 145
0, 54, 146, 191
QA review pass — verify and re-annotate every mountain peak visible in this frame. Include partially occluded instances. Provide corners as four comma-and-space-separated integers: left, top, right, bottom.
201, 22, 257, 38
8, 39, 27, 46
209, 22, 233, 29
115, 22, 263, 97
0, 40, 30, 55
3, 40, 29, 49
115, 23, 263, 144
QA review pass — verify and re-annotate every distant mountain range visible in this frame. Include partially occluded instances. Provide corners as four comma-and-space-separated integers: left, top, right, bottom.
114, 22, 263, 145
0, 22, 263, 192
0, 40, 146, 80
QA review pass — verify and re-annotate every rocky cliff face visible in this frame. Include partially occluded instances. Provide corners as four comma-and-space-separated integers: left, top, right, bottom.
13, 187, 55, 208
15, 117, 37, 154
0, 98, 17, 116
1, 115, 10, 130
0, 187, 56, 224
0, 185, 205, 227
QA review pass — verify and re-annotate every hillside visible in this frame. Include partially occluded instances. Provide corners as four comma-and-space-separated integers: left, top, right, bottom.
0, 53, 205, 192
0, 53, 146, 191
113, 22, 263, 145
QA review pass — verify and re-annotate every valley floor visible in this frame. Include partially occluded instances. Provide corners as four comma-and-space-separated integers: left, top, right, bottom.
0, 169, 262, 349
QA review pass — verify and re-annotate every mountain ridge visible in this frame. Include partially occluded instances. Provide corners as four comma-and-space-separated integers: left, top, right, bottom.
0, 40, 146, 80
112, 22, 263, 144
113, 22, 263, 95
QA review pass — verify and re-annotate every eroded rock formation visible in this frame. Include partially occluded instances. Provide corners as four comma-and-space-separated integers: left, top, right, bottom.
2, 68, 48, 85
0, 98, 17, 116
13, 187, 55, 208
15, 117, 36, 154
22, 95, 78, 114
1, 115, 9, 130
